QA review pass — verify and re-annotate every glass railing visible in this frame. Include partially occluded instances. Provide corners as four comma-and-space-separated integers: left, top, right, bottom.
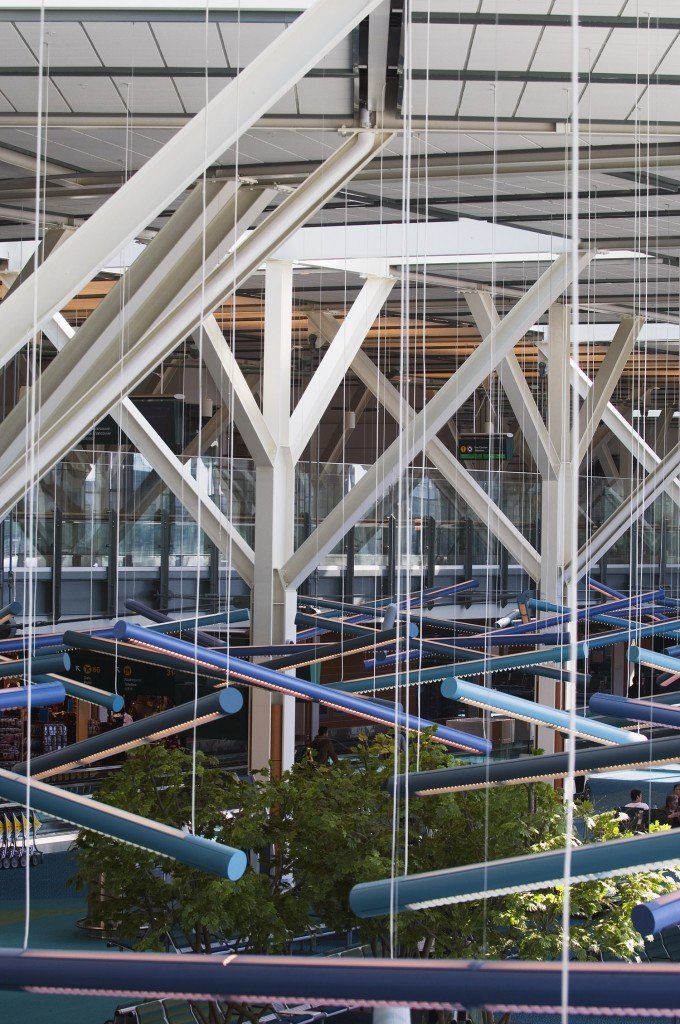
2, 451, 678, 595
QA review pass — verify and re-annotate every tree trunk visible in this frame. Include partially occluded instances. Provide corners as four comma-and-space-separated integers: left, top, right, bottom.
527, 784, 536, 816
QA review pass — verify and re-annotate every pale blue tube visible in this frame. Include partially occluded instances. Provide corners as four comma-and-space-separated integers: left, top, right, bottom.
350, 824, 680, 918
441, 677, 643, 746
0, 765, 247, 879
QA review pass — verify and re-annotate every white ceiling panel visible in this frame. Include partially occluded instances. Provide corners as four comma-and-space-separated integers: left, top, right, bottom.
112, 76, 184, 114
0, 78, 71, 113
408, 79, 464, 117
0, 24, 37, 65
266, 88, 298, 117
466, 25, 543, 72
655, 37, 680, 76
410, 24, 474, 70
622, 0, 680, 14
316, 38, 353, 71
551, 0, 630, 13
53, 77, 125, 115
0, 90, 15, 113
460, 132, 543, 151
0, 126, 125, 171
15, 22, 101, 66
297, 77, 352, 115
578, 82, 643, 120
47, 127, 151, 170
593, 28, 677, 74
218, 22, 285, 69
640, 84, 680, 122
150, 22, 226, 69
515, 81, 573, 119
481, 0, 553, 10
82, 21, 164, 68
0, 159, 25, 177
530, 26, 610, 74
411, 0, 480, 11
173, 77, 228, 115
221, 128, 343, 167
457, 80, 524, 118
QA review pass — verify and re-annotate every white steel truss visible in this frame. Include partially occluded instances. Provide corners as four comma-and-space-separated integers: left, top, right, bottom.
0, 0, 386, 369
283, 250, 592, 591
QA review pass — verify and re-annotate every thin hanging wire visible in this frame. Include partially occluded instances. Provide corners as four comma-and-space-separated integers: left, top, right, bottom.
23, 0, 47, 952
190, 0, 213, 835
560, 3, 581, 1019
389, 0, 414, 959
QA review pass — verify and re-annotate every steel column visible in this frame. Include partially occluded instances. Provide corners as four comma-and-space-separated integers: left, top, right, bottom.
250, 261, 297, 775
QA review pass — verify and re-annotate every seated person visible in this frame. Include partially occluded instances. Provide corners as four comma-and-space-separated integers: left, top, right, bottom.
666, 793, 680, 828
624, 788, 649, 811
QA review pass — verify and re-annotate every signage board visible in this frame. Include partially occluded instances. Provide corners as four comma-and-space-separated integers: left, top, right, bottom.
457, 433, 514, 462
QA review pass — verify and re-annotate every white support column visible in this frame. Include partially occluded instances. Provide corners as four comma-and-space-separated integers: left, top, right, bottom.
577, 315, 644, 464
537, 302, 572, 755
289, 274, 395, 463
309, 310, 541, 580
0, 0, 386, 369
283, 250, 592, 591
463, 288, 558, 480
250, 261, 297, 776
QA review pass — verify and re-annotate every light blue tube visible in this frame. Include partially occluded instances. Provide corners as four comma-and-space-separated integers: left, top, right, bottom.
0, 681, 65, 711
441, 677, 643, 746
629, 645, 680, 675
350, 825, 680, 918
0, 765, 246, 879
33, 673, 124, 713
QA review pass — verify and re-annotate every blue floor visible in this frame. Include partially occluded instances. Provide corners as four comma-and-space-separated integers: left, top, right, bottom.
0, 852, 121, 1023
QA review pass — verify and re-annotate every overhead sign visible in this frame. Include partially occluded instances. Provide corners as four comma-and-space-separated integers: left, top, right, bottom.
458, 434, 514, 462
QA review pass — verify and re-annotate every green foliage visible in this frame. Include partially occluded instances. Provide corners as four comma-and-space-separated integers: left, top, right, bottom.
73, 744, 307, 954
491, 808, 676, 963
75, 734, 678, 972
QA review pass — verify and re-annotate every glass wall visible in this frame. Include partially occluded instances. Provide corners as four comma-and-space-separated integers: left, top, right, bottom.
2, 451, 677, 599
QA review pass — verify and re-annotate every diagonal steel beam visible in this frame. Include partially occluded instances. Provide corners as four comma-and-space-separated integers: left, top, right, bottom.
308, 309, 541, 581
0, 0, 386, 370
0, 132, 391, 522
0, 178, 266, 479
567, 440, 680, 584
41, 316, 233, 538
462, 288, 559, 480
283, 251, 591, 590
115, 401, 255, 587
577, 314, 644, 464
201, 316, 277, 468
289, 274, 395, 463
0, 184, 269, 520
537, 338, 680, 509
